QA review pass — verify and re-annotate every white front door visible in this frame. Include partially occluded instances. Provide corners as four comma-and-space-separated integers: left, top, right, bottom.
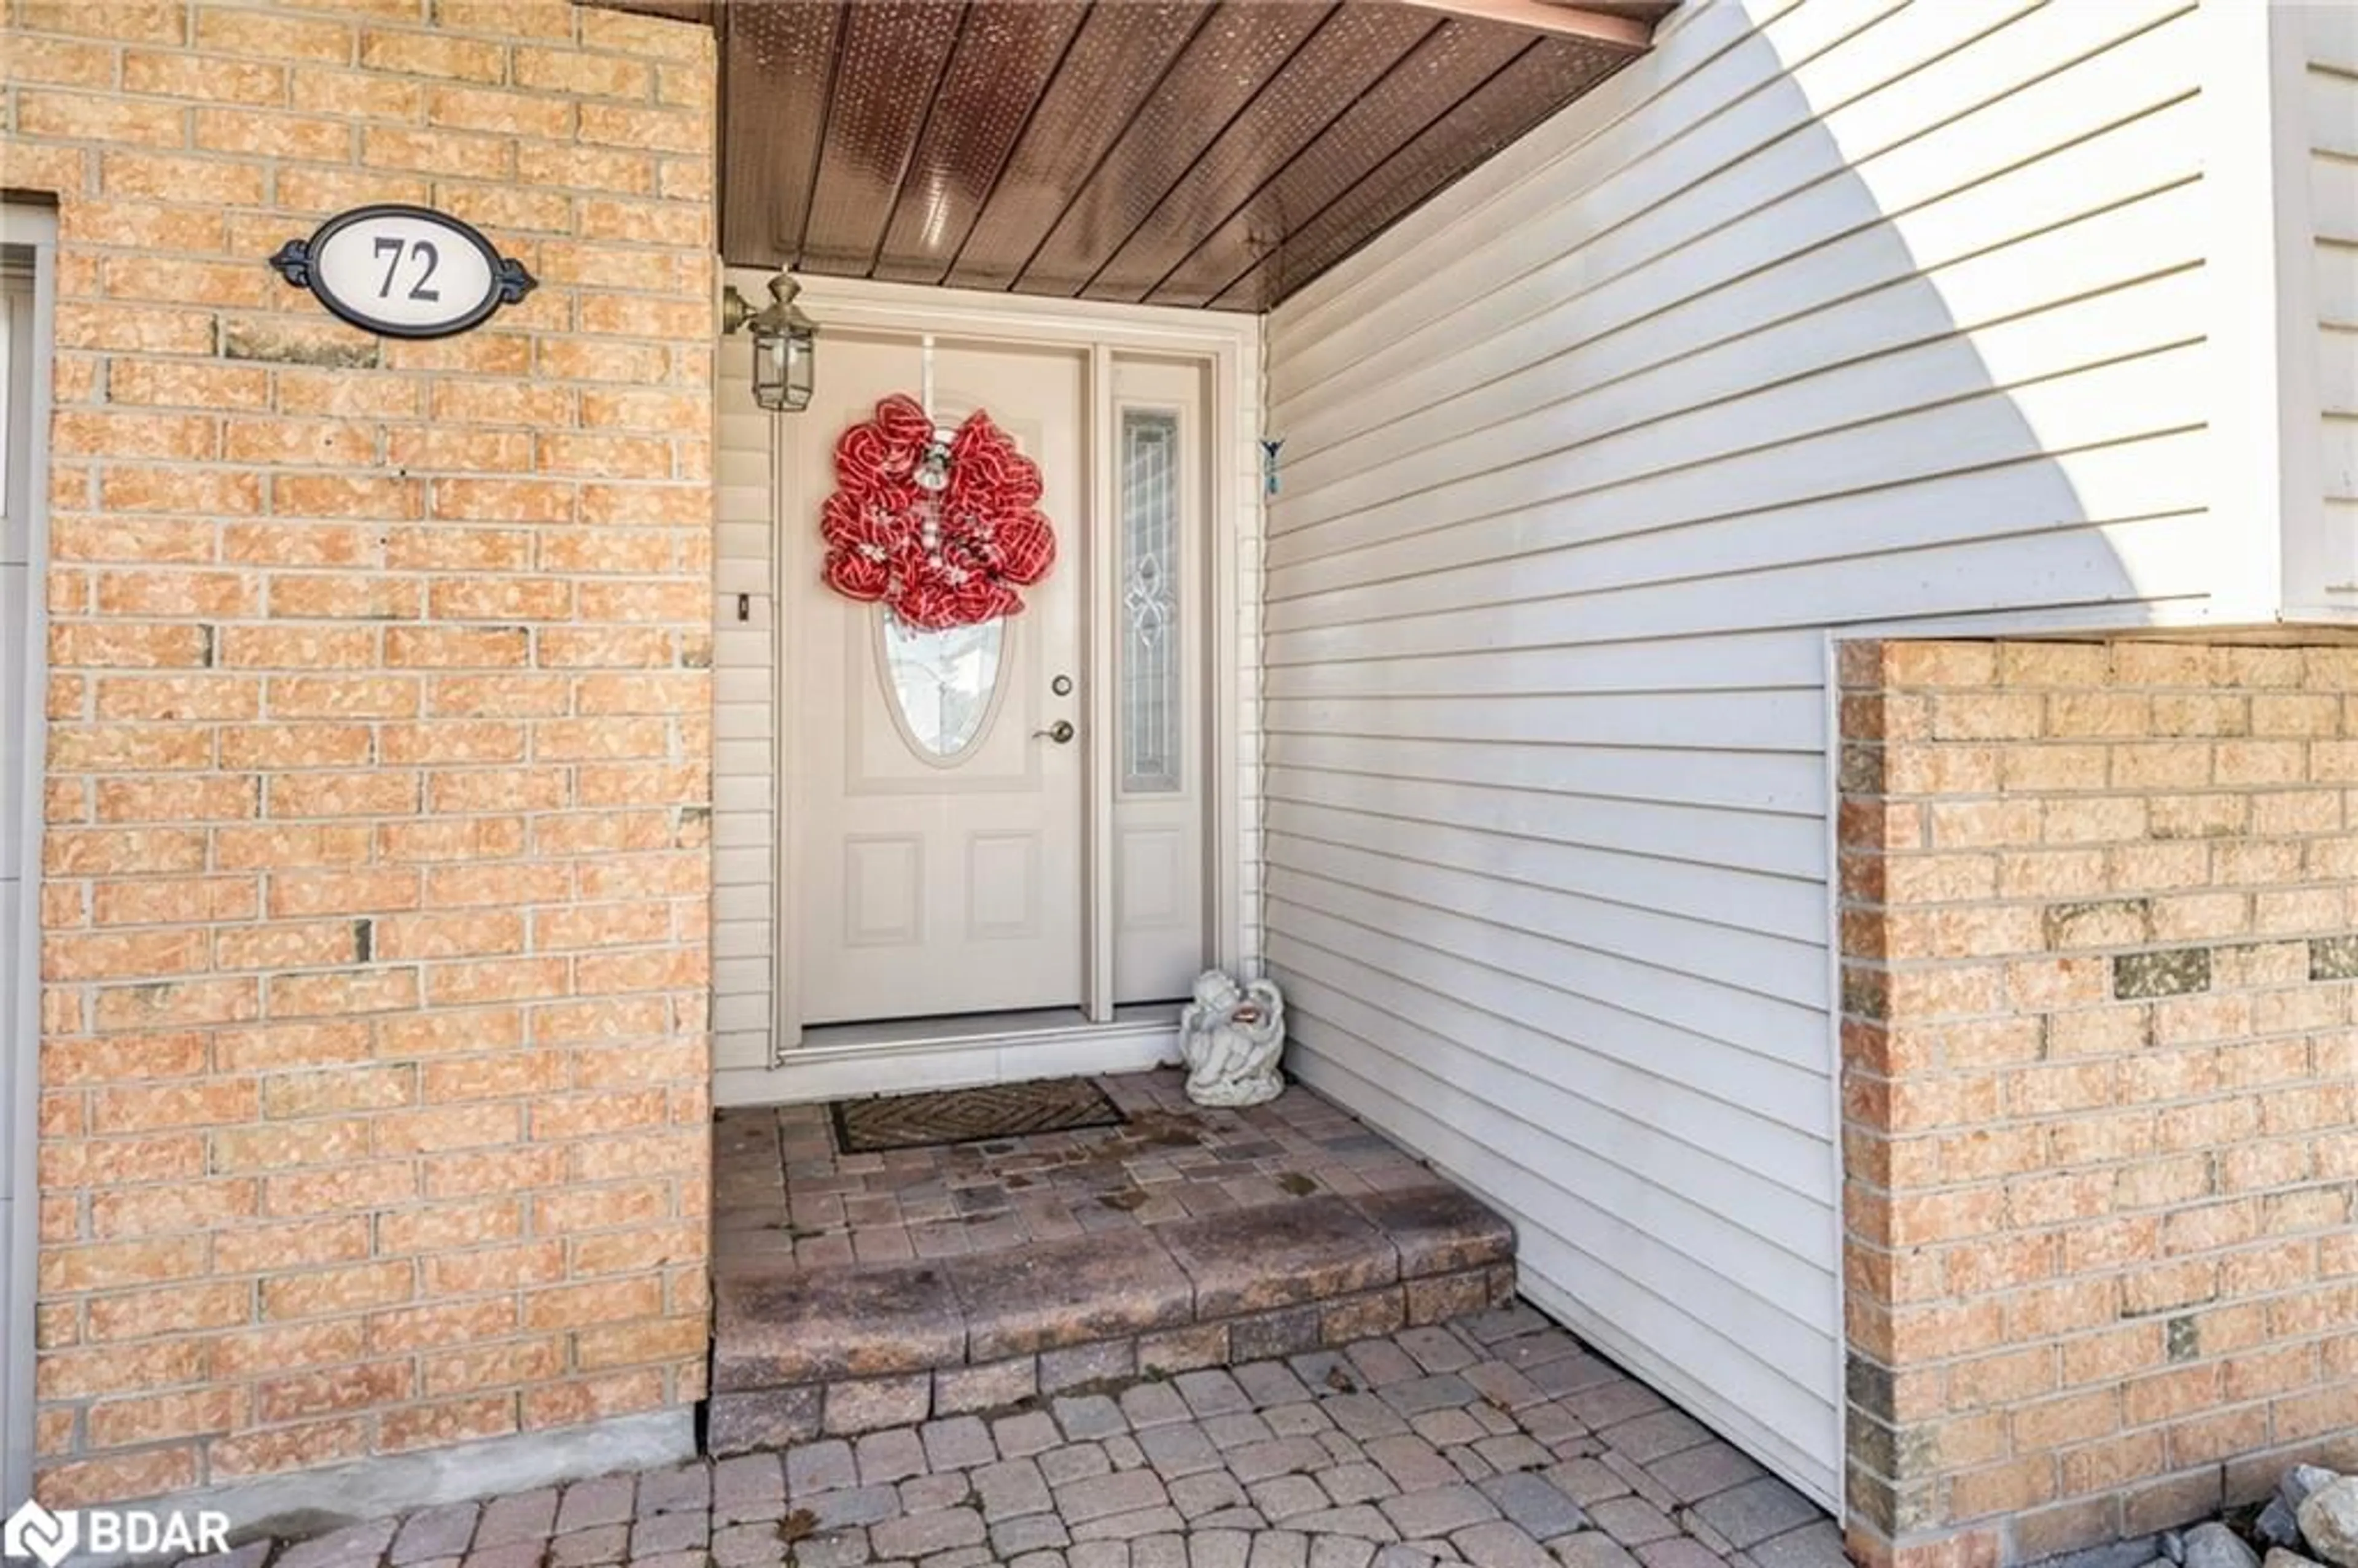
792, 336, 1088, 1025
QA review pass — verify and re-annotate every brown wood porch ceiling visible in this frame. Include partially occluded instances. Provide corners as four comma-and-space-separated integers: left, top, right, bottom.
697, 1, 1668, 312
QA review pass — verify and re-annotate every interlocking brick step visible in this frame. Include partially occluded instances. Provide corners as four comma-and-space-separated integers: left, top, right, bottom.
707, 1187, 1516, 1456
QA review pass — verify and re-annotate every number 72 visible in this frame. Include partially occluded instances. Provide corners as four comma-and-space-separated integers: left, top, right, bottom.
372, 236, 442, 302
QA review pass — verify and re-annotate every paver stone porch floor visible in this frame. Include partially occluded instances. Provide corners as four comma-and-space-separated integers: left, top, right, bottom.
183, 1307, 1843, 1568
715, 1071, 1452, 1270
707, 1071, 1522, 1453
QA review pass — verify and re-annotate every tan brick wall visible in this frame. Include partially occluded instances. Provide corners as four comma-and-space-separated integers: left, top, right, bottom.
1839, 640, 2358, 1568
2, 0, 717, 1507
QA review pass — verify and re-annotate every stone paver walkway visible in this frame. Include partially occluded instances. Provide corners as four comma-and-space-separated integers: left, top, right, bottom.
187, 1307, 1843, 1568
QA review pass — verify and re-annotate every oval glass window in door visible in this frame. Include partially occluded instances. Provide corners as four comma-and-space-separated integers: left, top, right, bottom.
877, 609, 1009, 763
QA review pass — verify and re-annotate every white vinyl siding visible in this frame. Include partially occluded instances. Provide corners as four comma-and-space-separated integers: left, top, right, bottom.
2310, 4, 2358, 553
710, 269, 779, 1074
1262, 0, 2217, 1507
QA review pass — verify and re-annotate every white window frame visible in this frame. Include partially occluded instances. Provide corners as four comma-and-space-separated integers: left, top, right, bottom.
3, 200, 57, 1515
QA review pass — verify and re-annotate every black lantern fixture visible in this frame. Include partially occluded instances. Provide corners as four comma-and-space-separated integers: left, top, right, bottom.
722, 273, 815, 413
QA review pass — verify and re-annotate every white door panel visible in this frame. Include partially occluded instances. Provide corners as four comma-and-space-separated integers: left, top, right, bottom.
795, 337, 1088, 1024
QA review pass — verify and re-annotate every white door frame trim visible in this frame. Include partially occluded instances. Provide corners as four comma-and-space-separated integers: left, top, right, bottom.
717, 1014, 1180, 1108
1085, 341, 1119, 1025
737, 276, 1259, 1103
3, 201, 58, 1514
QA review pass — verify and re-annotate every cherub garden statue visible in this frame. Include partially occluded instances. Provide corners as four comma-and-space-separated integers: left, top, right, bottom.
1178, 969, 1286, 1108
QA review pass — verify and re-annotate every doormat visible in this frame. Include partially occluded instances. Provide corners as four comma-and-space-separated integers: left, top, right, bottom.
831, 1079, 1127, 1154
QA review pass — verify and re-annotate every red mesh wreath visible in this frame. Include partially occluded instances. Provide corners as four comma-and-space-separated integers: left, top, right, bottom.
820, 393, 1057, 630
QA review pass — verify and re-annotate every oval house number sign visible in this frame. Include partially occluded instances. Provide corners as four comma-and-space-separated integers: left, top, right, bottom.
270, 204, 535, 339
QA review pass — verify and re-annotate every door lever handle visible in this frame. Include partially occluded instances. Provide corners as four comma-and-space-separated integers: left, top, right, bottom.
1033, 720, 1076, 744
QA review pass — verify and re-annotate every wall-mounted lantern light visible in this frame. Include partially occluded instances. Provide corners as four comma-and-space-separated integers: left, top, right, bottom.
722, 272, 815, 413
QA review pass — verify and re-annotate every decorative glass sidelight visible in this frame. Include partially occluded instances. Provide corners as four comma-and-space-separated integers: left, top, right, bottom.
879, 608, 1005, 761
1121, 408, 1183, 793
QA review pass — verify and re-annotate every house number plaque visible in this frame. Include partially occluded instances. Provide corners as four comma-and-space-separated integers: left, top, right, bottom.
269, 204, 535, 340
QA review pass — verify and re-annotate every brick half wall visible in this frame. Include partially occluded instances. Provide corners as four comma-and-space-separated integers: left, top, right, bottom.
2, 0, 717, 1507
1838, 640, 2358, 1568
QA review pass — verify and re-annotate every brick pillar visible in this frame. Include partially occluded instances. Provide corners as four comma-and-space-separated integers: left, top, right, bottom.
3, 0, 717, 1507
1838, 640, 2358, 1568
